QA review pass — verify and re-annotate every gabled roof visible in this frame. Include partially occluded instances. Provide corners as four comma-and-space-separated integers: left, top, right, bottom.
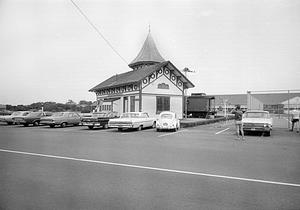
129, 32, 165, 68
89, 61, 194, 92
90, 62, 167, 91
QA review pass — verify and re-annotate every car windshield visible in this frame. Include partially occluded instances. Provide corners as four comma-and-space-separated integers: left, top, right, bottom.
52, 112, 64, 117
11, 112, 21, 116
121, 113, 140, 118
27, 112, 41, 117
160, 114, 173, 119
244, 112, 269, 118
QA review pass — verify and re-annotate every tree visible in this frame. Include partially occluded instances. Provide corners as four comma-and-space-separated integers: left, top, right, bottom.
66, 99, 76, 105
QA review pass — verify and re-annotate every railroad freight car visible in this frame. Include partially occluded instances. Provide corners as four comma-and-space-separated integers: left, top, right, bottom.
186, 93, 215, 118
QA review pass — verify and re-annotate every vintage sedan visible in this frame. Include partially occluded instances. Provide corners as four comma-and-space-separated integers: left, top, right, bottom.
82, 111, 118, 129
108, 112, 156, 131
13, 111, 52, 126
2, 111, 31, 125
156, 111, 180, 132
40, 112, 81, 128
242, 110, 273, 136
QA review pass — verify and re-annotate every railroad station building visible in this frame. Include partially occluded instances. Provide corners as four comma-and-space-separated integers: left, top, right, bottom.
89, 32, 194, 118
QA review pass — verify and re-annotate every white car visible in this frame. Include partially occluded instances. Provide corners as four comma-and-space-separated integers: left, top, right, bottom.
108, 112, 156, 131
156, 111, 180, 132
242, 110, 273, 136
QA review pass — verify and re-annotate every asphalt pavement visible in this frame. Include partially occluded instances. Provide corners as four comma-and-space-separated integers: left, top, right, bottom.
0, 119, 299, 210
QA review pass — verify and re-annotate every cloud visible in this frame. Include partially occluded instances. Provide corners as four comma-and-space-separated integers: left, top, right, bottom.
200, 10, 214, 17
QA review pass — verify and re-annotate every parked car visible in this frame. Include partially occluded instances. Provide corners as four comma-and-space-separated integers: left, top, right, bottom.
40, 112, 81, 128
156, 111, 180, 132
82, 111, 118, 129
242, 110, 273, 136
1, 111, 31, 125
108, 112, 156, 131
13, 111, 52, 126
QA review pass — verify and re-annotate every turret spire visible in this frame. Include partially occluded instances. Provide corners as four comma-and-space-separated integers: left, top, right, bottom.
129, 31, 165, 70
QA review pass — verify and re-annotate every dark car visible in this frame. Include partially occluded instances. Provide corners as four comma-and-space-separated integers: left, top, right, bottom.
40, 112, 81, 128
82, 111, 118, 129
13, 112, 52, 127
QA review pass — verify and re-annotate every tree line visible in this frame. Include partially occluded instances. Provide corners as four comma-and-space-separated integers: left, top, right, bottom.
4, 100, 95, 113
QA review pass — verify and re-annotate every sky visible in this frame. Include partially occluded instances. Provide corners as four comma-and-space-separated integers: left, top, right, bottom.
0, 0, 299, 105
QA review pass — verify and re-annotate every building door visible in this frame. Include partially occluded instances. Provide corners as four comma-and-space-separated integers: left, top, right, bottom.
130, 96, 135, 112
123, 97, 128, 113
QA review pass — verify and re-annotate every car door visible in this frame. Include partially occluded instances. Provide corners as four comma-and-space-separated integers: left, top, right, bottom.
68, 113, 75, 124
74, 113, 81, 124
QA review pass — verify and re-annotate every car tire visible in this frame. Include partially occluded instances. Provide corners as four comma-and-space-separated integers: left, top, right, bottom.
50, 125, 55, 128
60, 122, 67, 128
24, 123, 29, 127
33, 121, 39, 126
7, 122, 13, 125
117, 128, 123, 132
137, 125, 143, 131
88, 125, 94, 130
103, 124, 109, 129
156, 128, 160, 132
264, 131, 271, 137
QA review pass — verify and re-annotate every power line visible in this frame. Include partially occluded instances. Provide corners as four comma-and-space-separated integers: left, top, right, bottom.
69, 0, 128, 65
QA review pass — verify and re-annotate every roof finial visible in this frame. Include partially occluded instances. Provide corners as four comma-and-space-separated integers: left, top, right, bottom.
148, 23, 151, 33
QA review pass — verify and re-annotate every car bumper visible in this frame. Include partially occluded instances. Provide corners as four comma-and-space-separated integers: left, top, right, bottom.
108, 124, 134, 128
156, 125, 175, 130
83, 122, 105, 127
243, 127, 271, 132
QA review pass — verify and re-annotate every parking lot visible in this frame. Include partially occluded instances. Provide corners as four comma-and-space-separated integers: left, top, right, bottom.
0, 118, 299, 210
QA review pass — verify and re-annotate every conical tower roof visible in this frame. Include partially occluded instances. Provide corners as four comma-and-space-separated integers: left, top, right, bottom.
129, 32, 165, 69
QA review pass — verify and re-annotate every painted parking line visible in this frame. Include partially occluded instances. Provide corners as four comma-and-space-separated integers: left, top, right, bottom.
0, 148, 299, 187
215, 127, 230, 135
158, 129, 187, 138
